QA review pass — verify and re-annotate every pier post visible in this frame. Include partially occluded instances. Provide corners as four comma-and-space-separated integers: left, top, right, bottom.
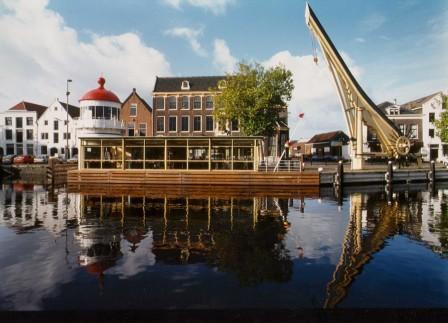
385, 160, 393, 185
428, 160, 435, 184
334, 160, 344, 187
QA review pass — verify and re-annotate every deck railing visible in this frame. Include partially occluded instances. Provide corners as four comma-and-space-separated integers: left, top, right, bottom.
259, 160, 303, 172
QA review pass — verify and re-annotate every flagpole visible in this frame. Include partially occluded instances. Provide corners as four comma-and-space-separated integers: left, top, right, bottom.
274, 113, 304, 172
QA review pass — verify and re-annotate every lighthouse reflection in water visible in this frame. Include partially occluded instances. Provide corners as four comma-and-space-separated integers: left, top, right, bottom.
0, 184, 447, 310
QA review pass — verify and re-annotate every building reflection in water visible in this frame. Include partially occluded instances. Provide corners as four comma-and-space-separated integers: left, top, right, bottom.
325, 186, 448, 308
76, 190, 295, 286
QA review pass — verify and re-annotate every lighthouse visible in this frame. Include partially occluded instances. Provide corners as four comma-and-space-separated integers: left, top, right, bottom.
77, 76, 123, 138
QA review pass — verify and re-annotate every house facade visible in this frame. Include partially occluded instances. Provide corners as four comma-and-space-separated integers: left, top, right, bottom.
373, 91, 446, 161
152, 76, 289, 159
306, 130, 350, 160
121, 88, 153, 137
0, 101, 47, 156
37, 99, 79, 157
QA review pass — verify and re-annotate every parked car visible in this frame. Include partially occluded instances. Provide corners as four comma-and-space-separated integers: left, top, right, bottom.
2, 154, 16, 165
13, 155, 34, 164
34, 155, 49, 164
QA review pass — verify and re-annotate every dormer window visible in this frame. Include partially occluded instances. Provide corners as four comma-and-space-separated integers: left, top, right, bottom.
218, 80, 227, 89
388, 107, 400, 115
181, 80, 190, 90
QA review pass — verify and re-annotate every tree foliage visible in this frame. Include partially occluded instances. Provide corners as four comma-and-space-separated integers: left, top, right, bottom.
213, 62, 294, 137
435, 94, 448, 142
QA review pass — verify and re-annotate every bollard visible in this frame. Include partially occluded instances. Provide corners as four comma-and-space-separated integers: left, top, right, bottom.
385, 160, 393, 185
428, 160, 435, 184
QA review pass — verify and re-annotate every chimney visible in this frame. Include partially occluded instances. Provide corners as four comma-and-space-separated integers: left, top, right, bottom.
394, 98, 397, 105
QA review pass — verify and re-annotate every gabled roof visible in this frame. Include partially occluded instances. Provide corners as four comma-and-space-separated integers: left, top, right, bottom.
153, 76, 226, 93
122, 88, 152, 112
58, 101, 80, 118
377, 101, 394, 111
377, 101, 421, 115
308, 130, 349, 144
8, 101, 47, 119
401, 91, 442, 110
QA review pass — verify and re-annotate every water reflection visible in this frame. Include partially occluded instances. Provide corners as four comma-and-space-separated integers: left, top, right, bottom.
0, 183, 447, 310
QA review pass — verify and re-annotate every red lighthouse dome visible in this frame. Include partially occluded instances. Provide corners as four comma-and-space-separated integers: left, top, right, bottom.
80, 77, 120, 103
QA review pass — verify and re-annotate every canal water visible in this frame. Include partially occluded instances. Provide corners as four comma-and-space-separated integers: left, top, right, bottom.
0, 183, 447, 310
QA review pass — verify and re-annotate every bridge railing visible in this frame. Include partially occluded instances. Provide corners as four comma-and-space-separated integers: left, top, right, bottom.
258, 160, 303, 172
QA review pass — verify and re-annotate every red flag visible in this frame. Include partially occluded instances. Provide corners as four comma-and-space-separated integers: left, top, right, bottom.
298, 112, 305, 118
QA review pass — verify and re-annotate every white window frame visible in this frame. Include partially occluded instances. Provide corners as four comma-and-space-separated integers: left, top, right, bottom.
181, 80, 190, 90
127, 122, 135, 136
206, 96, 213, 109
181, 96, 190, 110
168, 96, 177, 110
181, 116, 189, 132
129, 103, 137, 117
205, 115, 214, 132
168, 116, 177, 132
193, 96, 202, 110
139, 123, 147, 136
409, 124, 418, 139
155, 96, 165, 110
156, 116, 165, 133
193, 115, 202, 132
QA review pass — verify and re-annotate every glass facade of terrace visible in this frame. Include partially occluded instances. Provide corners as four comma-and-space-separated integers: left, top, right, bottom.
80, 137, 262, 171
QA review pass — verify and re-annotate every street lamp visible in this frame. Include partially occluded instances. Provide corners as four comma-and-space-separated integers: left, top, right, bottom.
66, 79, 72, 160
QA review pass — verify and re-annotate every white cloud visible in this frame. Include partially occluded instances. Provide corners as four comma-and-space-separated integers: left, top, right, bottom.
263, 51, 363, 139
165, 27, 207, 57
0, 0, 171, 110
355, 37, 365, 43
213, 39, 237, 74
163, 0, 235, 15
361, 13, 386, 32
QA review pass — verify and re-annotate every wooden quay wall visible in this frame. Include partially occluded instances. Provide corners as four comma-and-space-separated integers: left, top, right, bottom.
67, 169, 320, 187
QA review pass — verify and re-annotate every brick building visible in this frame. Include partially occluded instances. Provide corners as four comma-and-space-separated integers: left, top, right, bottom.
121, 88, 153, 137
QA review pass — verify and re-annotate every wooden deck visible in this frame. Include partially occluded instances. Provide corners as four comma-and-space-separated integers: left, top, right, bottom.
67, 169, 320, 187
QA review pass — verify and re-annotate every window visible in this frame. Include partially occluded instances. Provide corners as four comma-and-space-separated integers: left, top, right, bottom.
104, 106, 111, 119
16, 130, 23, 143
64, 120, 68, 125
5, 117, 12, 126
181, 80, 190, 90
429, 129, 435, 138
6, 144, 14, 155
194, 96, 202, 109
26, 144, 33, 155
193, 116, 202, 132
231, 119, 239, 132
206, 96, 213, 109
26, 129, 33, 140
95, 106, 104, 119
16, 117, 23, 128
127, 122, 135, 136
181, 116, 189, 132
26, 117, 33, 126
399, 124, 406, 135
16, 144, 23, 155
429, 113, 435, 123
5, 129, 12, 140
139, 123, 146, 136
54, 133, 59, 143
155, 97, 164, 110
218, 79, 227, 89
206, 116, 214, 131
54, 120, 59, 130
44, 120, 48, 126
168, 96, 177, 110
41, 133, 48, 140
181, 96, 189, 109
156, 117, 165, 132
63, 133, 71, 140
409, 124, 418, 139
41, 145, 47, 155
129, 103, 137, 117
169, 116, 177, 132
111, 107, 118, 119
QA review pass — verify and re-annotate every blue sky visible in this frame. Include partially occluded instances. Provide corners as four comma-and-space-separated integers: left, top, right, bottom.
0, 0, 447, 138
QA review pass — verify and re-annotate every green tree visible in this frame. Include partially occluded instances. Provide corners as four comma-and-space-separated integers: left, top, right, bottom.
435, 95, 448, 142
213, 62, 294, 137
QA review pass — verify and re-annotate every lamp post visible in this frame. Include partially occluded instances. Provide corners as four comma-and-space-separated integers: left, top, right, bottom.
66, 79, 72, 160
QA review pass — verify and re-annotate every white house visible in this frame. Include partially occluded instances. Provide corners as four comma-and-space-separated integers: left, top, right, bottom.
0, 101, 47, 156
36, 99, 80, 157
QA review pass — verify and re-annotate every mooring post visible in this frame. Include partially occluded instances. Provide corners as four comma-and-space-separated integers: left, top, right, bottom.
428, 160, 435, 184
385, 160, 393, 185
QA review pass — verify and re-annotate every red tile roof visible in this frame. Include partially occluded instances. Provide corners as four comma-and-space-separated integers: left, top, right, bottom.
9, 101, 47, 119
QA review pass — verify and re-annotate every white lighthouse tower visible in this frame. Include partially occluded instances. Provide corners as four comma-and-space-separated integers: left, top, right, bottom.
77, 76, 123, 138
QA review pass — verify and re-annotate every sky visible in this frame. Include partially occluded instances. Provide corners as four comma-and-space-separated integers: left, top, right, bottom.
0, 0, 447, 138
